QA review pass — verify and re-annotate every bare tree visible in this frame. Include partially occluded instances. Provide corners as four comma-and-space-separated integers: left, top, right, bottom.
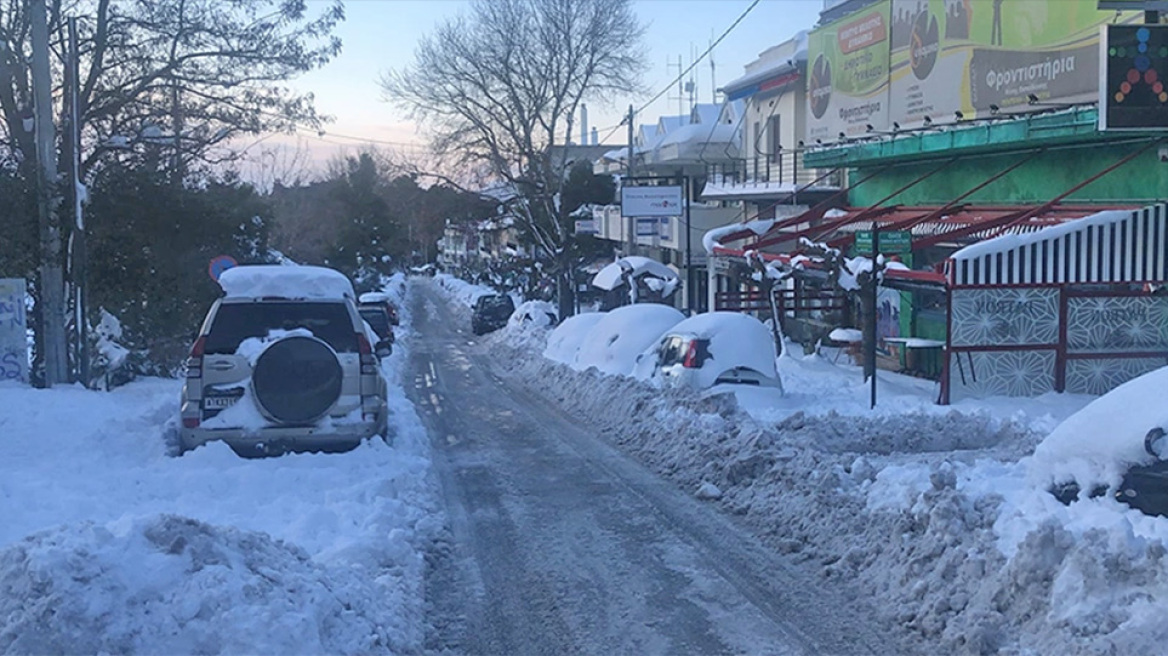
382, 0, 645, 318
0, 0, 342, 178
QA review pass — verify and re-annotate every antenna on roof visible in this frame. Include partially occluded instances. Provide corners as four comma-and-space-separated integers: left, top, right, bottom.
709, 31, 717, 104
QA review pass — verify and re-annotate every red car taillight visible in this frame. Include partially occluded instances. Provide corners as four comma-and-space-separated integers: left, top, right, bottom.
182, 417, 200, 428
356, 332, 378, 375
185, 336, 205, 379
682, 340, 700, 368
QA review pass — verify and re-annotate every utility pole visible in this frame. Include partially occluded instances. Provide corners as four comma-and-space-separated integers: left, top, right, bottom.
66, 17, 89, 386
626, 104, 635, 257
31, 0, 68, 387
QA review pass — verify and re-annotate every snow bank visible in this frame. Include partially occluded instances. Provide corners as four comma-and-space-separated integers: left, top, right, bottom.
0, 274, 441, 655
458, 295, 1168, 655
574, 304, 684, 376
0, 516, 400, 654
434, 273, 500, 307
219, 265, 355, 300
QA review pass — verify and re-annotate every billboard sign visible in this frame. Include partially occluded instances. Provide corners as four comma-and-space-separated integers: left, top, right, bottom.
621, 186, 684, 217
806, 0, 892, 142
0, 278, 28, 383
805, 0, 1143, 140
1100, 24, 1168, 130
887, 0, 1141, 130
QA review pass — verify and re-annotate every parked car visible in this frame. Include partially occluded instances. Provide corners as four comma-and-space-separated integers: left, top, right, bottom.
357, 303, 395, 357
359, 291, 399, 326
471, 294, 515, 335
1039, 365, 1168, 517
179, 265, 390, 457
574, 304, 685, 376
1050, 427, 1168, 517
634, 311, 781, 391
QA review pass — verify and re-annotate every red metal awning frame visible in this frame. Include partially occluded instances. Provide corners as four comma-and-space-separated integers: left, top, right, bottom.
707, 138, 1159, 268
710, 245, 949, 285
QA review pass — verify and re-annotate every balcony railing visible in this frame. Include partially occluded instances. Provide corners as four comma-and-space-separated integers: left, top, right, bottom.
704, 151, 843, 188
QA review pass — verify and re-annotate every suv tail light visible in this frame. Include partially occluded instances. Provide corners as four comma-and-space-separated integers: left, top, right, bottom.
185, 336, 205, 379
356, 333, 378, 375
682, 340, 700, 368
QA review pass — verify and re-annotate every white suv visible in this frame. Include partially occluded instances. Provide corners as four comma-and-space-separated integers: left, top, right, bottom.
179, 265, 389, 456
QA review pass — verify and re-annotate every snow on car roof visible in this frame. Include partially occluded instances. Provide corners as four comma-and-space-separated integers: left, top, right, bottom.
545, 312, 606, 365
218, 265, 355, 300
591, 256, 679, 291
358, 291, 391, 304
575, 304, 685, 376
655, 311, 778, 388
1030, 365, 1168, 490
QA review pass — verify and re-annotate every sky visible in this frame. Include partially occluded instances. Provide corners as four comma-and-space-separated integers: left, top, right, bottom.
252, 0, 824, 176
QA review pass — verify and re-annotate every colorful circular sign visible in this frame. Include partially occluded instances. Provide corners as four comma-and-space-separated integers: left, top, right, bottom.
809, 54, 832, 120
208, 255, 238, 282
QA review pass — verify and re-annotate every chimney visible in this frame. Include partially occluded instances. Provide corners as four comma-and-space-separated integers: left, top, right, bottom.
580, 103, 588, 146
591, 127, 598, 145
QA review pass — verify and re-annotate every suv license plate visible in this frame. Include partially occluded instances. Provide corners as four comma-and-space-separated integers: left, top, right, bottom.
204, 396, 239, 410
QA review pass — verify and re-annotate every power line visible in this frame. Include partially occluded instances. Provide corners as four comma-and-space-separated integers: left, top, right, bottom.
598, 0, 762, 145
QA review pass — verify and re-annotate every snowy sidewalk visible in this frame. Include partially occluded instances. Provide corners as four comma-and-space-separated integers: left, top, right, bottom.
0, 276, 442, 655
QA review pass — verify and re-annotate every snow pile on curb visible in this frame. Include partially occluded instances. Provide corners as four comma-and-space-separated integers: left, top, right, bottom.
0, 516, 400, 654
0, 274, 442, 655
477, 318, 1168, 655
433, 272, 498, 307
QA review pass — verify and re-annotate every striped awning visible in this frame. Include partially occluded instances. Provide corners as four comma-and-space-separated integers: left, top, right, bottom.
948, 204, 1168, 286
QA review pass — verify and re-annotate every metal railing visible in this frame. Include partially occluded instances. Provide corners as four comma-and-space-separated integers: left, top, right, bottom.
705, 151, 842, 188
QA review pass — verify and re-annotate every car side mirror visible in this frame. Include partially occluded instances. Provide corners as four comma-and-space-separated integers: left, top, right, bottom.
375, 340, 392, 359
1145, 427, 1167, 459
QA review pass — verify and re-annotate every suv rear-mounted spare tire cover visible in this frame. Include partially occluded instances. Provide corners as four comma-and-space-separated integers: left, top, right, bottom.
252, 336, 344, 424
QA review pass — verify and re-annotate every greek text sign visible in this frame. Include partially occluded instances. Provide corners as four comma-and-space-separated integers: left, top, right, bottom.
621, 186, 684, 218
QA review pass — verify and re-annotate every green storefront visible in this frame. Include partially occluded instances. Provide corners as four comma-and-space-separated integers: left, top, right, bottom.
801, 0, 1167, 366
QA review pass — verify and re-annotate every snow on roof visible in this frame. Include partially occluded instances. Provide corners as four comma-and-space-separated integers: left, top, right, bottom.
951, 209, 1133, 261
478, 183, 519, 203
656, 123, 738, 148
699, 180, 838, 202
722, 31, 808, 99
702, 219, 776, 254
591, 256, 679, 291
218, 265, 355, 300
691, 103, 722, 125
657, 115, 686, 134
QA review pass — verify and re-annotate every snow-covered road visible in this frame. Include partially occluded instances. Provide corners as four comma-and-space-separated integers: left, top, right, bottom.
410, 280, 904, 655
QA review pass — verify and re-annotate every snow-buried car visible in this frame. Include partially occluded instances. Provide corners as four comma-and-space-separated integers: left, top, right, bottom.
1036, 365, 1168, 517
178, 265, 390, 456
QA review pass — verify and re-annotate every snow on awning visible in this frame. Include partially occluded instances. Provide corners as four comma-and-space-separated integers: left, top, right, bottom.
700, 180, 839, 202
591, 256, 679, 291
948, 203, 1168, 286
